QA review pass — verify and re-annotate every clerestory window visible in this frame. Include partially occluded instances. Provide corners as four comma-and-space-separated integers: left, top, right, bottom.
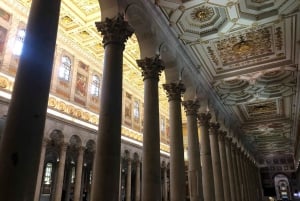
59, 55, 71, 81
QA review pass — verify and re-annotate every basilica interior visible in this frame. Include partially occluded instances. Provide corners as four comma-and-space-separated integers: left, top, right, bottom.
0, 0, 299, 201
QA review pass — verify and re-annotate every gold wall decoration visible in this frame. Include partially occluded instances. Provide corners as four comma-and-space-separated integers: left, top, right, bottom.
215, 27, 273, 66
0, 76, 8, 89
48, 96, 99, 125
246, 101, 277, 116
191, 6, 214, 23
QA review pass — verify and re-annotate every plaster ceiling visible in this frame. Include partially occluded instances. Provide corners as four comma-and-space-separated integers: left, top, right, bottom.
14, 0, 300, 167
156, 0, 300, 165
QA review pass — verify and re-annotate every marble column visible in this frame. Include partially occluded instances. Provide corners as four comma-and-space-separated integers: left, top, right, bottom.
209, 123, 225, 201
163, 82, 186, 201
218, 132, 231, 201
225, 137, 236, 201
74, 147, 85, 201
34, 139, 49, 201
240, 150, 248, 201
197, 112, 214, 201
241, 153, 249, 201
235, 146, 243, 201
0, 0, 61, 200
163, 165, 169, 201
135, 161, 141, 201
182, 100, 203, 201
126, 159, 132, 201
54, 143, 68, 201
231, 143, 241, 201
91, 14, 133, 201
137, 55, 164, 201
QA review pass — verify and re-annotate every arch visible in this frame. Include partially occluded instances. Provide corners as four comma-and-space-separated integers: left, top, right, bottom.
133, 152, 140, 162
125, 2, 161, 58
49, 129, 64, 145
85, 139, 96, 152
69, 134, 82, 148
98, 0, 120, 20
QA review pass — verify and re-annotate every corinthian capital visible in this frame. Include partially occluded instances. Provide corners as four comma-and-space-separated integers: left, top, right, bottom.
209, 122, 220, 135
197, 112, 211, 126
136, 55, 164, 81
95, 13, 134, 47
218, 130, 227, 141
163, 82, 186, 102
182, 100, 200, 116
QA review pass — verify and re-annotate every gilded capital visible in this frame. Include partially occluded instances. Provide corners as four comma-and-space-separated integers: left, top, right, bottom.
182, 100, 200, 116
136, 55, 164, 81
197, 112, 211, 126
163, 82, 186, 102
95, 14, 134, 47
209, 122, 220, 135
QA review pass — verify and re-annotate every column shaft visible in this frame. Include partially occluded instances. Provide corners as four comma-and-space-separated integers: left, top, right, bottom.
198, 113, 214, 201
54, 144, 68, 201
91, 15, 133, 201
163, 82, 186, 201
163, 166, 169, 201
74, 147, 85, 201
235, 148, 243, 200
126, 159, 132, 201
137, 56, 164, 201
209, 123, 224, 201
231, 143, 241, 201
34, 139, 48, 201
135, 161, 141, 201
218, 132, 231, 201
0, 0, 61, 200
183, 100, 203, 201
225, 138, 236, 201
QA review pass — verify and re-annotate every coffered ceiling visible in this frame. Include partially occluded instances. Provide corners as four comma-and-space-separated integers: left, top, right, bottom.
156, 0, 300, 165
13, 0, 300, 167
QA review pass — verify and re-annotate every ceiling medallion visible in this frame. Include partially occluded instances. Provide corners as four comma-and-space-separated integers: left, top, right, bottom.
232, 36, 255, 54
191, 6, 214, 22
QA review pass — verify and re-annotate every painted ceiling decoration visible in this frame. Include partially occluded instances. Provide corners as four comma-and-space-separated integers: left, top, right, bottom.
157, 0, 300, 168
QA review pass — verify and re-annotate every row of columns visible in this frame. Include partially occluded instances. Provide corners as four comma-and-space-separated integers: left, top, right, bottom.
34, 141, 90, 201
162, 81, 263, 201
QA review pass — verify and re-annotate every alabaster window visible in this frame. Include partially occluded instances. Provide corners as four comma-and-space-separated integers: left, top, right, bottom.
58, 55, 71, 81
13, 29, 25, 56
133, 100, 139, 119
89, 170, 93, 184
71, 166, 76, 184
91, 74, 100, 97
43, 163, 53, 185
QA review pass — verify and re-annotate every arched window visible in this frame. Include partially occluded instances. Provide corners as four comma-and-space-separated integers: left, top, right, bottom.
43, 163, 53, 185
13, 29, 26, 56
91, 75, 100, 96
71, 166, 76, 184
58, 55, 71, 81
133, 101, 139, 119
